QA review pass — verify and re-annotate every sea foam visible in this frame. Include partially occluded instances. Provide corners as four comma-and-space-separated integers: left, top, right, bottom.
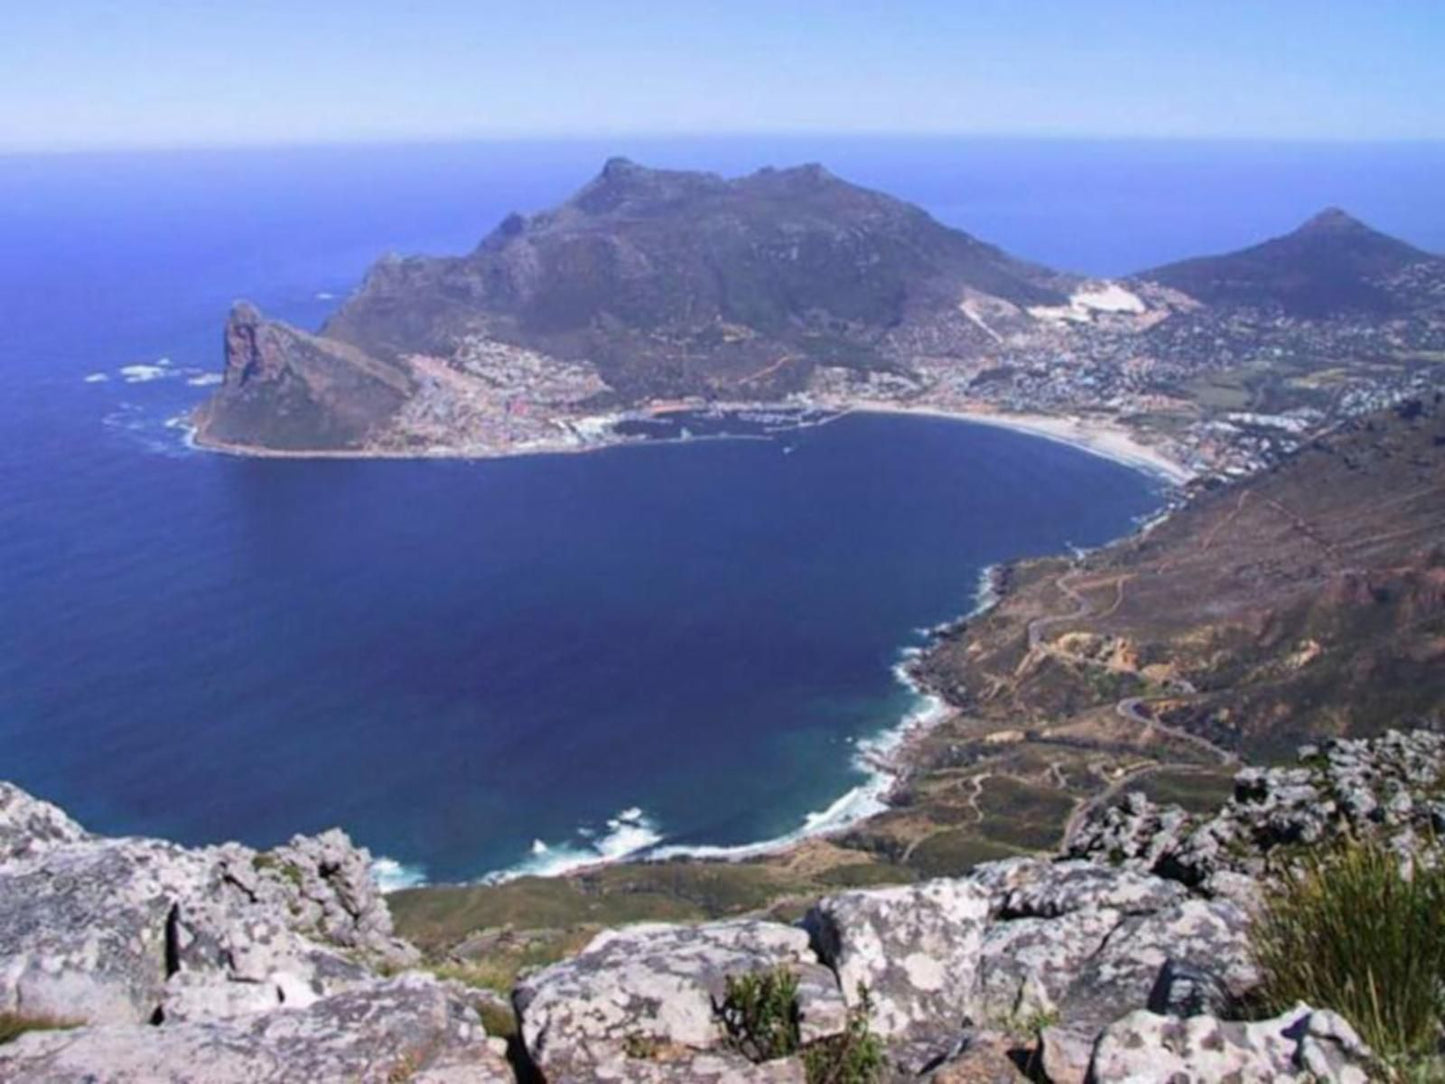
371, 856, 427, 892
489, 806, 664, 881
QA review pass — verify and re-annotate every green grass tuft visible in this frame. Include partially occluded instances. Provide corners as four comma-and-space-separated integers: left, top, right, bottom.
1250, 840, 1445, 1067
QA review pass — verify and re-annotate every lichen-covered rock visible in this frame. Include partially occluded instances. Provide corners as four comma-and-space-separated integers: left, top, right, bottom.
1146, 958, 1237, 1018
0, 782, 417, 1030
0, 782, 89, 861
971, 859, 1192, 1027
805, 878, 991, 1043
1037, 1024, 1094, 1084
0, 973, 513, 1083
1071, 729, 1445, 888
1088, 1003, 1376, 1083
804, 856, 1231, 1055
515, 919, 842, 1083
975, 857, 1187, 919
0, 837, 209, 1024
925, 1030, 1028, 1082
1067, 898, 1256, 1029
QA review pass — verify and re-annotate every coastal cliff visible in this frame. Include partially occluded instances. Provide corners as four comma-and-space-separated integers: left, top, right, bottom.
8, 728, 1442, 1081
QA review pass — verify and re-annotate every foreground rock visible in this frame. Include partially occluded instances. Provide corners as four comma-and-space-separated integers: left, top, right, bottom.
0, 783, 416, 1028
510, 854, 1261, 1080
803, 857, 1252, 1069
9, 729, 1432, 1081
1090, 1003, 1376, 1083
515, 919, 843, 1082
0, 973, 512, 1083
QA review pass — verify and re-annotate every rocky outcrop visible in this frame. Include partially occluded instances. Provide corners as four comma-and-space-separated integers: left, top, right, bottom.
195, 302, 414, 452
515, 920, 843, 1082
0, 782, 486, 1083
1089, 1004, 1376, 1083
503, 854, 1262, 1081
1070, 728, 1445, 889
0, 786, 416, 1029
0, 973, 513, 1083
798, 857, 1253, 1074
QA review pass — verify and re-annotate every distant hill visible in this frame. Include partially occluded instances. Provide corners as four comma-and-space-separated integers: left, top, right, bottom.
1141, 208, 1445, 318
318, 158, 1070, 398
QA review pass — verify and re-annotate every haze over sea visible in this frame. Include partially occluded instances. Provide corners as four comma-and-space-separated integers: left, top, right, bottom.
3, 138, 1443, 885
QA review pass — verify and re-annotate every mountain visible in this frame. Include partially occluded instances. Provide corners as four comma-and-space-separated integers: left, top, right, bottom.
1141, 208, 1445, 318
319, 158, 1070, 396
196, 159, 1085, 452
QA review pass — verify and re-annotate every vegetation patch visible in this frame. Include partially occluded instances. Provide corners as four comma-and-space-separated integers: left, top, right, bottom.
1134, 769, 1236, 814
1250, 840, 1445, 1071
814, 862, 917, 888
974, 776, 1075, 851
718, 967, 884, 1083
905, 830, 1020, 879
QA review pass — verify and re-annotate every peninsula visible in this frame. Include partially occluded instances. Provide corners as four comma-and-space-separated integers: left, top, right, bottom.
195, 161, 1445, 481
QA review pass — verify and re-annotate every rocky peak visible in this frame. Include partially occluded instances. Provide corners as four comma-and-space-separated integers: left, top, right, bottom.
569, 156, 726, 215
1296, 206, 1368, 236
222, 300, 283, 387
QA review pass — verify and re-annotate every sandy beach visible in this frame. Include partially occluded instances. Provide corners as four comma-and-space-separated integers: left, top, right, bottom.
840, 401, 1195, 485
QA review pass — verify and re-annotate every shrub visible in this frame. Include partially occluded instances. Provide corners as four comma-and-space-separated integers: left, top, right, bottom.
1250, 840, 1445, 1065
802, 984, 886, 1084
718, 967, 800, 1062
718, 967, 884, 1083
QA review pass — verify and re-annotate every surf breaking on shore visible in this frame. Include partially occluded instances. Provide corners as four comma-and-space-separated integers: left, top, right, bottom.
467, 562, 1006, 886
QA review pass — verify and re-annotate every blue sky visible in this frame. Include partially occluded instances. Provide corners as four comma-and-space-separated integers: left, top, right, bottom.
3, 1, 1442, 150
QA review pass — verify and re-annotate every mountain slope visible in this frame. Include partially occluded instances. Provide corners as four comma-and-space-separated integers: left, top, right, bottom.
1141, 208, 1445, 318
919, 392, 1445, 761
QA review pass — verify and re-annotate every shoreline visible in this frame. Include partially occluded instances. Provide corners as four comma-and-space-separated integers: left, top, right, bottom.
192, 398, 1196, 486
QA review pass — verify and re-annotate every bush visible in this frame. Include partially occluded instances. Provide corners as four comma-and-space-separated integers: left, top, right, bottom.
718, 967, 884, 1083
718, 967, 800, 1062
1250, 840, 1445, 1064
802, 984, 886, 1084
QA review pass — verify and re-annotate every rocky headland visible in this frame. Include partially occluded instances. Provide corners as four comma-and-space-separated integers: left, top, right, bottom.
8, 728, 1443, 1081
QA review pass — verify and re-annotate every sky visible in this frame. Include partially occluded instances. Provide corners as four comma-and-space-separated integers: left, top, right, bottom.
2, 1, 1443, 151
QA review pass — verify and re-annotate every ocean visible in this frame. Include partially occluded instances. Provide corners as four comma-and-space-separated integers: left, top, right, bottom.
2, 137, 1441, 884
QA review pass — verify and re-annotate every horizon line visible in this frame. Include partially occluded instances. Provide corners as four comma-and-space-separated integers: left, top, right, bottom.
5, 130, 1445, 158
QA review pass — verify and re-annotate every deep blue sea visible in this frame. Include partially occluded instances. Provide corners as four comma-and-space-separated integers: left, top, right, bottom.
2, 138, 1442, 884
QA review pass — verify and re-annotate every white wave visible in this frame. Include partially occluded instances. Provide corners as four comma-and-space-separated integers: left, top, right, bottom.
488, 807, 664, 881
120, 363, 178, 384
316, 291, 336, 300
371, 856, 427, 892
186, 372, 223, 387
969, 563, 1001, 618
83, 372, 109, 383
652, 663, 951, 864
